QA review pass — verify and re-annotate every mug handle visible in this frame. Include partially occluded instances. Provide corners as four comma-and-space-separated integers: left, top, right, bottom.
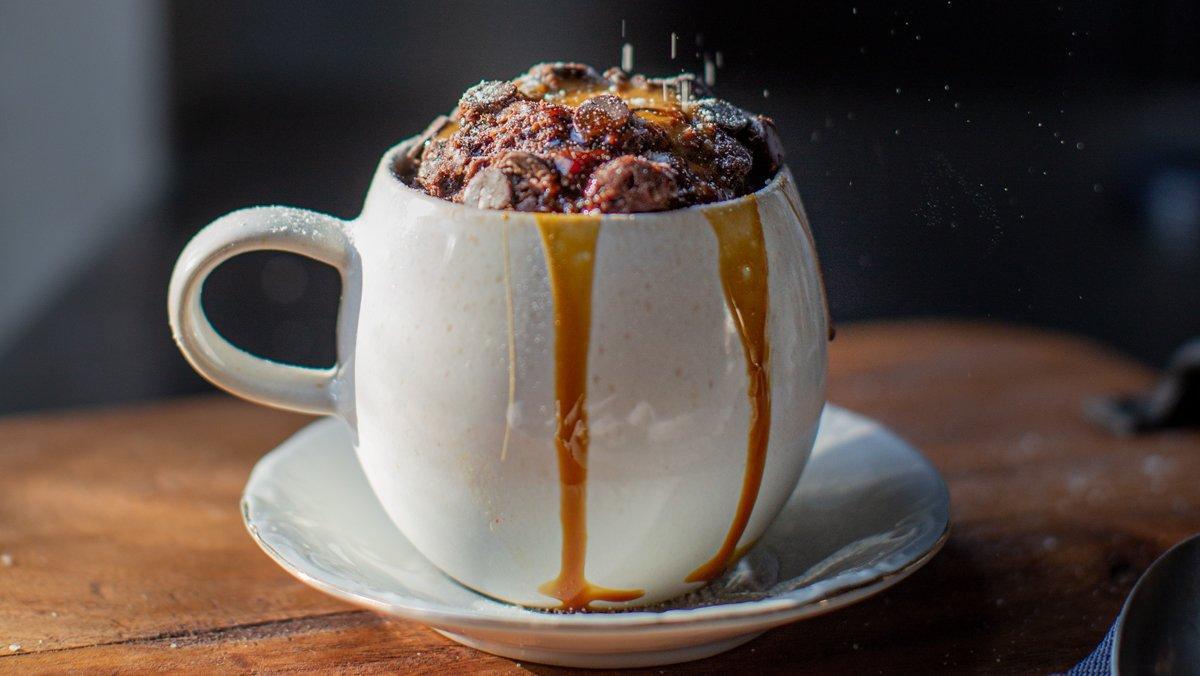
168, 206, 357, 416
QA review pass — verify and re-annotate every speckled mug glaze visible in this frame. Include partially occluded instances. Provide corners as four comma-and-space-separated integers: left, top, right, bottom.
168, 139, 829, 608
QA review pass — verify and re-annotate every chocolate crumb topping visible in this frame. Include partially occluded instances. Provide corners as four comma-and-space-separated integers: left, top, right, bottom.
400, 62, 784, 213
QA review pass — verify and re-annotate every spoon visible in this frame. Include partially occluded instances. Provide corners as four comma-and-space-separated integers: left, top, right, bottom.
1114, 533, 1200, 675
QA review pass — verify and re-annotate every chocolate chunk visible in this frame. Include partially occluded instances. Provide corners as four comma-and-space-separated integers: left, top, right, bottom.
710, 128, 755, 185
527, 62, 602, 87
462, 167, 513, 209
692, 98, 750, 133
573, 94, 631, 143
417, 138, 467, 198
760, 117, 786, 171
495, 151, 561, 212
585, 156, 678, 213
744, 115, 785, 173
517, 62, 605, 99
459, 80, 519, 115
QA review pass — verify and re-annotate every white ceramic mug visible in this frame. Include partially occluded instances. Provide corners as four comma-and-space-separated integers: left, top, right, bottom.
169, 139, 829, 609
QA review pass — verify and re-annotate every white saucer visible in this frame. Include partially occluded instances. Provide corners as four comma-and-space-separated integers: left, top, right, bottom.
242, 404, 949, 668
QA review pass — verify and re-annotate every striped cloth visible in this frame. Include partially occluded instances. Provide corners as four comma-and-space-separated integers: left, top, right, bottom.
1067, 624, 1116, 676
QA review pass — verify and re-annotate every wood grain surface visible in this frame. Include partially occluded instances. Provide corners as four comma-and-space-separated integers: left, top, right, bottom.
2, 321, 1197, 673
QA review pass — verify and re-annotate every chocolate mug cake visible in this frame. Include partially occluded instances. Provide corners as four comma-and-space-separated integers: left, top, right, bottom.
170, 60, 829, 612
393, 63, 792, 608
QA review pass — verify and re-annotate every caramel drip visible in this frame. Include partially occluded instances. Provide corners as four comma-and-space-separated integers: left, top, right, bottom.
687, 196, 772, 583
535, 214, 644, 610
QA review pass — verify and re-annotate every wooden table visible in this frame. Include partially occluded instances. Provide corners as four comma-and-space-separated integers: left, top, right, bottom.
2, 321, 1197, 673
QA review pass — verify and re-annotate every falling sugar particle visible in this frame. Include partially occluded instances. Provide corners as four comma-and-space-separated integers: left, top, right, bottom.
944, 84, 951, 91
620, 19, 626, 38
895, 87, 902, 94
762, 89, 770, 98
715, 51, 724, 68
894, 129, 901, 135
1093, 183, 1103, 193
704, 56, 716, 86
1075, 142, 1085, 150
852, 6, 857, 14
953, 101, 961, 109
670, 32, 678, 59
622, 43, 634, 72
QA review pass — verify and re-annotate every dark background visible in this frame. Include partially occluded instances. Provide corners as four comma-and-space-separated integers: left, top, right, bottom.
2, 0, 1199, 413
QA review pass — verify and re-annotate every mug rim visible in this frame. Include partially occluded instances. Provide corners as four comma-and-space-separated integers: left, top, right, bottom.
378, 136, 791, 221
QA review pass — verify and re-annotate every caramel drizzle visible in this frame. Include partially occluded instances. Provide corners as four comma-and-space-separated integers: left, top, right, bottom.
687, 196, 772, 583
554, 82, 683, 110
535, 214, 644, 610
